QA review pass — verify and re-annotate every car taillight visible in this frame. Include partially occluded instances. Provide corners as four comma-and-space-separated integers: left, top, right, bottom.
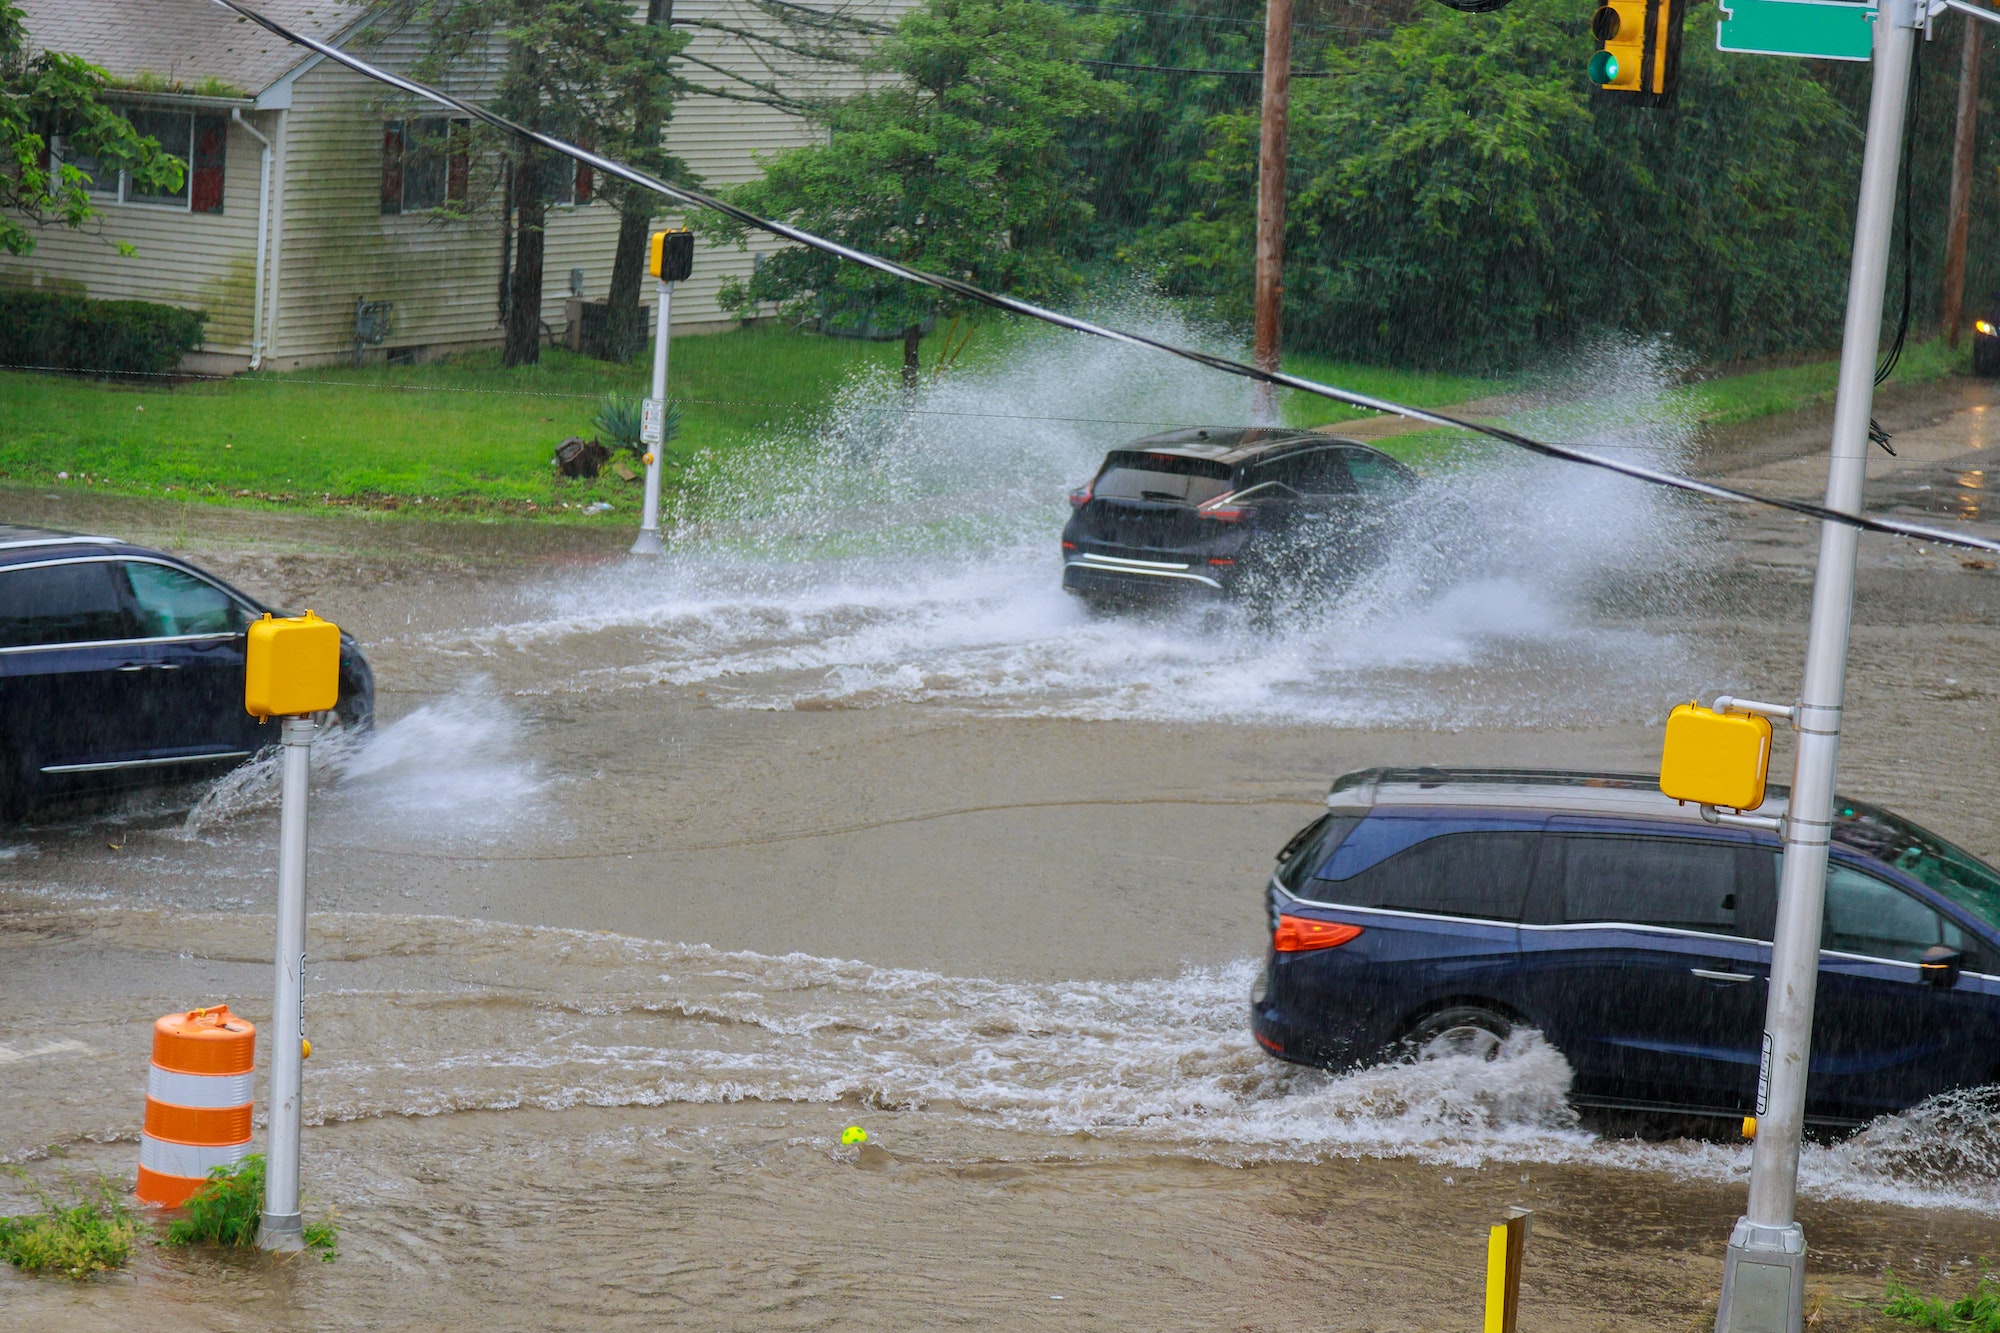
1197, 494, 1250, 523
1273, 914, 1363, 953
1069, 485, 1093, 508
1207, 557, 1234, 567
1061, 540, 1077, 551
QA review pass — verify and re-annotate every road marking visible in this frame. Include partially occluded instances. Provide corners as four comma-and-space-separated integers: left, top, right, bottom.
0, 1038, 95, 1065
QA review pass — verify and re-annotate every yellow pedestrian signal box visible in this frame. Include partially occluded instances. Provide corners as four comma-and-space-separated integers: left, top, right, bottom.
650, 228, 694, 283
245, 610, 341, 719
1659, 702, 1773, 812
1589, 0, 1683, 106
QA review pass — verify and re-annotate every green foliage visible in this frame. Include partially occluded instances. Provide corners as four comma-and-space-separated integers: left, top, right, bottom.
163, 1155, 336, 1260
0, 0, 187, 255
1886, 1269, 2000, 1330
715, 0, 1128, 330
0, 290, 206, 374
0, 1171, 138, 1279
594, 391, 678, 457
1135, 0, 1861, 369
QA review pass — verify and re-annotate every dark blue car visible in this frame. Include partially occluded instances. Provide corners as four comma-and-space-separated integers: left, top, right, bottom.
1252, 767, 2000, 1128
0, 525, 374, 817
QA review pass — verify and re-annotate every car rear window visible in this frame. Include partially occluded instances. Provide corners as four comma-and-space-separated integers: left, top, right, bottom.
1275, 813, 1360, 891
1092, 452, 1233, 505
0, 561, 133, 648
1308, 829, 1539, 922
1557, 836, 1742, 934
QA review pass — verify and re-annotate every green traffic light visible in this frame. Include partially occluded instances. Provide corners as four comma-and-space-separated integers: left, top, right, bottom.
1588, 50, 1619, 84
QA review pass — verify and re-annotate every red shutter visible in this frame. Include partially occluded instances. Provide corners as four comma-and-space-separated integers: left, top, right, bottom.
380, 121, 404, 214
192, 115, 227, 214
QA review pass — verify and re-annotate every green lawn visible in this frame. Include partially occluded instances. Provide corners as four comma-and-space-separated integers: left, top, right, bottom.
0, 323, 1975, 523
0, 325, 940, 519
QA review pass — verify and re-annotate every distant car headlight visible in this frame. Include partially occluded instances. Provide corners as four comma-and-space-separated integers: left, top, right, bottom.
1977, 320, 1996, 336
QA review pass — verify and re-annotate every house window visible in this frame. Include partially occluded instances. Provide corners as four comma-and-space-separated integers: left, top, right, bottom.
547, 139, 594, 207
381, 117, 470, 214
59, 109, 227, 213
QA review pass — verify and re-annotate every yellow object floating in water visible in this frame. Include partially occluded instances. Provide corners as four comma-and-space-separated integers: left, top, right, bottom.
841, 1126, 868, 1145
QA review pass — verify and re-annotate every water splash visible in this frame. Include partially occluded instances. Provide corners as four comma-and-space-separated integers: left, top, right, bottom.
177, 682, 543, 838
463, 318, 1712, 726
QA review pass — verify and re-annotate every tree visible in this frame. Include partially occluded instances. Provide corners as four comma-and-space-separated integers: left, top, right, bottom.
381, 0, 681, 366
1134, 0, 1863, 368
0, 0, 184, 256
714, 0, 1128, 377
600, 0, 691, 363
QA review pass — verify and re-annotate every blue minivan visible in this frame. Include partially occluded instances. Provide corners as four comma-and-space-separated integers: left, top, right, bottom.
1252, 767, 2000, 1128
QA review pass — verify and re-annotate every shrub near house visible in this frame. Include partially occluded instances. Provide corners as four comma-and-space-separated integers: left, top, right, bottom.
0, 292, 206, 375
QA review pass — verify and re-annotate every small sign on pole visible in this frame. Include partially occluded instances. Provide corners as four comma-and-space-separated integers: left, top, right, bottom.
1717, 0, 1875, 61
641, 396, 665, 447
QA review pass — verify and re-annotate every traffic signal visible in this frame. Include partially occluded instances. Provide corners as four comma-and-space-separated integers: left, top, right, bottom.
1589, 0, 1683, 107
649, 228, 694, 283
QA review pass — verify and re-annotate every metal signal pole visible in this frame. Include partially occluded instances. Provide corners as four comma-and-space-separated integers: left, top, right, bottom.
1716, 4, 1917, 1330
1943, 19, 1982, 347
1250, 0, 1293, 428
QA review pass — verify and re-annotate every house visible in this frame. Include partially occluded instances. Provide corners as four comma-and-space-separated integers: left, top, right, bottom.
1, 0, 906, 372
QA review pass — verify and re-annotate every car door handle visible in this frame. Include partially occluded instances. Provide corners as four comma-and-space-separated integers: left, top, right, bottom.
152, 663, 181, 671
1690, 968, 1757, 984
116, 663, 147, 672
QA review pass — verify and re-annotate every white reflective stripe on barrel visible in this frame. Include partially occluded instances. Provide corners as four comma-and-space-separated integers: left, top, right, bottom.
147, 1065, 254, 1109
139, 1133, 251, 1177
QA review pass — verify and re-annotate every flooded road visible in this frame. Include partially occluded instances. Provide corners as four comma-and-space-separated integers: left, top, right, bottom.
3, 340, 2000, 1329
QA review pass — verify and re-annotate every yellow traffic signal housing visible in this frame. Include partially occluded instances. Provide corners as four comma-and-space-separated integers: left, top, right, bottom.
1659, 702, 1773, 812
1589, 0, 1683, 106
649, 228, 694, 282
245, 610, 341, 719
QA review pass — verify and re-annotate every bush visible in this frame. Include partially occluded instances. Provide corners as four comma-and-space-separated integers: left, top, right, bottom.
163, 1155, 336, 1260
0, 290, 206, 376
1886, 1269, 2000, 1331
0, 1171, 138, 1279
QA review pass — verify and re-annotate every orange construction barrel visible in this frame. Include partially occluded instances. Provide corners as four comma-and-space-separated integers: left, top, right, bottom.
136, 1005, 256, 1207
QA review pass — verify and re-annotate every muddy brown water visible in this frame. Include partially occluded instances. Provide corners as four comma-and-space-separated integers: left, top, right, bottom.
4, 368, 2000, 1330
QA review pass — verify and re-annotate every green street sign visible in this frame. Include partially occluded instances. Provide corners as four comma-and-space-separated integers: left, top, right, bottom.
1717, 0, 1876, 60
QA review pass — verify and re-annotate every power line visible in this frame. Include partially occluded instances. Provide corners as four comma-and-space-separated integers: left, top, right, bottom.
1079, 58, 1331, 77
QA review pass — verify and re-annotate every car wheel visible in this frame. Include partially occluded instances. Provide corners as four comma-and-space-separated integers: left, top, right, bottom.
1397, 1005, 1513, 1063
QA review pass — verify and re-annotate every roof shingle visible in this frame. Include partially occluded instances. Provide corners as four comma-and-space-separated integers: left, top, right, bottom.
20, 0, 365, 95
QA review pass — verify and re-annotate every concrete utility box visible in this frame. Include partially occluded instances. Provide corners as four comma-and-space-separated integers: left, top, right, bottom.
245, 611, 341, 718
1660, 703, 1772, 811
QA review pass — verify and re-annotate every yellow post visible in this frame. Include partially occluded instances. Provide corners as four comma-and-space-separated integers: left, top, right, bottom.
1483, 1208, 1531, 1333
1483, 1223, 1509, 1333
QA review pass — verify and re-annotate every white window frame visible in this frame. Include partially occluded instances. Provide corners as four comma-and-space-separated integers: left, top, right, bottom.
53, 110, 198, 211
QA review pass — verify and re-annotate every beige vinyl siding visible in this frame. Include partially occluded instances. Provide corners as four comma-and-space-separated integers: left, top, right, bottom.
541, 0, 916, 333
265, 31, 510, 367
0, 111, 274, 356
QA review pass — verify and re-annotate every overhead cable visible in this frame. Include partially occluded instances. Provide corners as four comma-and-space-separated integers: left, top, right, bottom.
205, 0, 2000, 558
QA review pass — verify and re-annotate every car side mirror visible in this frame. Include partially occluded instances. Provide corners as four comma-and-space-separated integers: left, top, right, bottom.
1920, 945, 1964, 989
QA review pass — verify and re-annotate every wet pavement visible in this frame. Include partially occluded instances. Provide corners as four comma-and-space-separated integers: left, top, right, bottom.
3, 346, 1999, 1330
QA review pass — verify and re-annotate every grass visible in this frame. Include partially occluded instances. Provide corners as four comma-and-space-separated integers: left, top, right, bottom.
1682, 335, 1968, 429
162, 1156, 337, 1261
0, 1170, 140, 1279
1885, 1270, 2000, 1331
0, 321, 1976, 523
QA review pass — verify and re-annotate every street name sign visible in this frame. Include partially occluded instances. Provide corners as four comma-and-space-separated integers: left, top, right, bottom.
1717, 0, 1875, 60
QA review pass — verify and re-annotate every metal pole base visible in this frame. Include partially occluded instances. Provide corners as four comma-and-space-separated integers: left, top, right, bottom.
1716, 1218, 1806, 1333
629, 527, 664, 556
257, 1210, 306, 1253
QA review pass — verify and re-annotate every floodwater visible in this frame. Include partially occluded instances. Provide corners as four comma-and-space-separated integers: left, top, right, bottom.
4, 329, 2000, 1330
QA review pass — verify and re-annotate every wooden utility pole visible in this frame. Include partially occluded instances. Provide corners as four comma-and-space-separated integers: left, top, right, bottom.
1250, 0, 1293, 426
1943, 20, 1982, 348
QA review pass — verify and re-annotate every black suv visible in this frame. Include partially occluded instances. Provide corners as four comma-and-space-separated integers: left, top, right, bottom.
1060, 428, 1418, 607
0, 526, 374, 816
